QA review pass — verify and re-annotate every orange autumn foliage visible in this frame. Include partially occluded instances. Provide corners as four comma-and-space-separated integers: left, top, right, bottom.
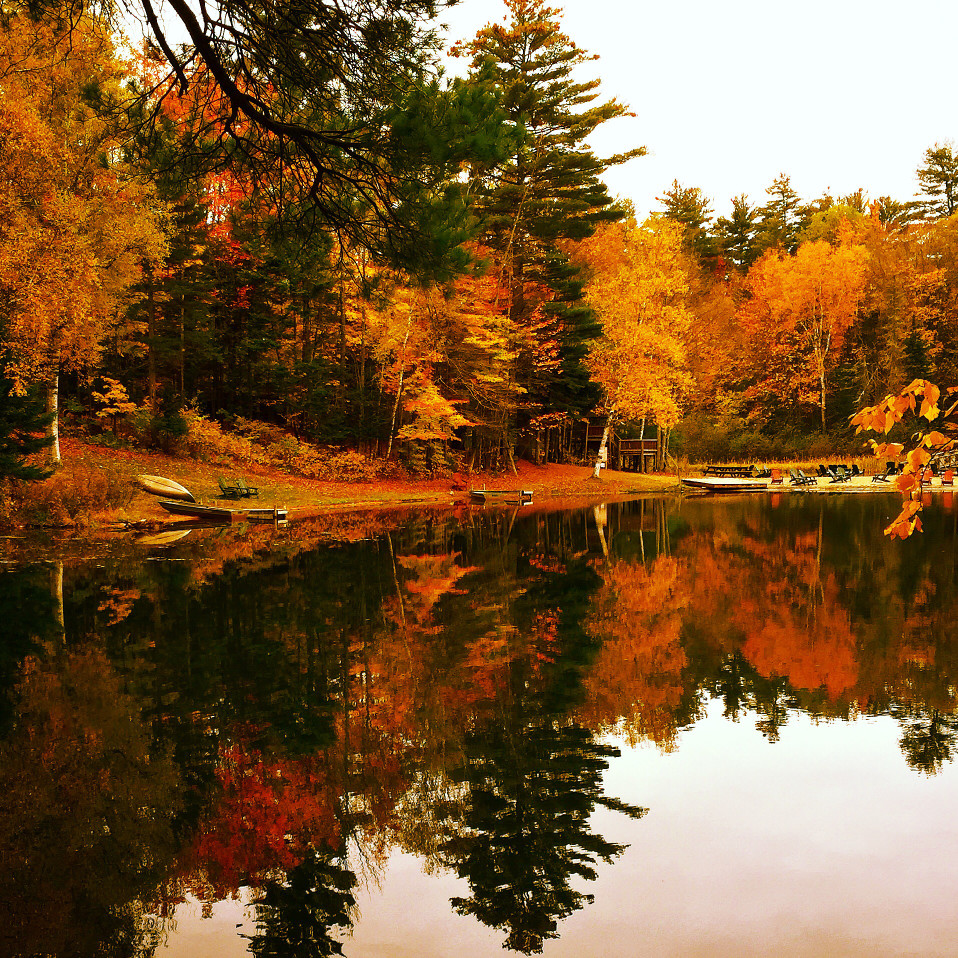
183, 742, 340, 900
739, 236, 868, 429
582, 557, 690, 749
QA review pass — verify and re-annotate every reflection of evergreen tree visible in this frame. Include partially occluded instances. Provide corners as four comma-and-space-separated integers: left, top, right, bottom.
752, 676, 798, 743
893, 705, 958, 775
0, 566, 59, 733
711, 651, 753, 720
249, 846, 356, 958
443, 719, 645, 954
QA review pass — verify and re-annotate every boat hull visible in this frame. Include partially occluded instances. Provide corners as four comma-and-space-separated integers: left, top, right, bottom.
159, 500, 234, 521
158, 500, 289, 522
137, 474, 196, 502
469, 489, 534, 504
682, 477, 770, 493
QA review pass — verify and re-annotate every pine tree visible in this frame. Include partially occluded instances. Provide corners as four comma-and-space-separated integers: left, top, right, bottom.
0, 367, 53, 482
657, 180, 717, 263
756, 174, 804, 253
714, 195, 760, 270
457, 0, 644, 437
913, 143, 958, 219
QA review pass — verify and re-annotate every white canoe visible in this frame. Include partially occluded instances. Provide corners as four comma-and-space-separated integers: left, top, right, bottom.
136, 474, 196, 502
682, 476, 770, 493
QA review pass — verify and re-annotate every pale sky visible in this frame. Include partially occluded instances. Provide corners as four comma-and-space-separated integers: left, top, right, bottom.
438, 0, 958, 220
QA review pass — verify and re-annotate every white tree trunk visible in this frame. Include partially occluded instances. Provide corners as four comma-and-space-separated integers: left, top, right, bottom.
591, 422, 611, 479
46, 369, 61, 465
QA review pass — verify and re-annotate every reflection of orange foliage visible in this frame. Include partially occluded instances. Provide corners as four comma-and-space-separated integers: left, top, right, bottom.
182, 743, 340, 900
685, 524, 862, 701
581, 558, 690, 749
397, 554, 478, 621
740, 595, 858, 699
97, 587, 141, 626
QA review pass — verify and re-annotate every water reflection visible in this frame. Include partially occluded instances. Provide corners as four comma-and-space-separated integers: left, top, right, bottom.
1, 493, 957, 956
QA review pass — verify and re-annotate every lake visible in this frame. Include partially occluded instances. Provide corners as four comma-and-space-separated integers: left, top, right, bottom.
2, 491, 958, 957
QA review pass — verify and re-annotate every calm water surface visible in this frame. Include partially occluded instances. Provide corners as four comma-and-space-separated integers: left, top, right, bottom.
3, 492, 958, 958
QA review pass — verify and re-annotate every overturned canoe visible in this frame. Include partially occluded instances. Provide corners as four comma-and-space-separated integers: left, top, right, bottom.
137, 474, 196, 502
682, 476, 770, 493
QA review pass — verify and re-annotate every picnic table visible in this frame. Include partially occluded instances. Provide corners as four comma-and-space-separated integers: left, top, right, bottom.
703, 464, 756, 478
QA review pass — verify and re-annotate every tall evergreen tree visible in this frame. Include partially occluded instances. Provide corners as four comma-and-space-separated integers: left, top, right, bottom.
756, 173, 804, 254
714, 194, 759, 270
457, 0, 644, 435
657, 180, 717, 264
0, 365, 53, 482
913, 143, 958, 219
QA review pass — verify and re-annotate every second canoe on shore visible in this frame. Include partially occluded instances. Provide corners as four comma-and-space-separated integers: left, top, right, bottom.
137, 474, 196, 502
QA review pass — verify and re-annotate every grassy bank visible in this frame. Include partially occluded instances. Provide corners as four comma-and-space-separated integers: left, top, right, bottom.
0, 434, 679, 532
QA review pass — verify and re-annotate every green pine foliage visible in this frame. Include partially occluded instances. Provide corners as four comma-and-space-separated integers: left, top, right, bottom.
756, 173, 804, 254
0, 369, 53, 482
658, 180, 719, 264
714, 194, 760, 270
914, 143, 958, 219
460, 0, 644, 433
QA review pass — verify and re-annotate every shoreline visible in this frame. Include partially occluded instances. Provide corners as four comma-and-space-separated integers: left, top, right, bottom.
5, 435, 930, 544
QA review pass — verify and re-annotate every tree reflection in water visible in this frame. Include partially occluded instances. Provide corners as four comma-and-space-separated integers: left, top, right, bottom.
441, 721, 645, 954
0, 492, 957, 955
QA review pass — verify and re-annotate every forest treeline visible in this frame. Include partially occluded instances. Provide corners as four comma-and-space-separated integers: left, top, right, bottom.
1, 0, 957, 478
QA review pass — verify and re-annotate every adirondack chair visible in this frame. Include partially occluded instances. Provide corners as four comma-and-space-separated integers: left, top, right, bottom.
770, 468, 784, 485
872, 461, 896, 482
217, 477, 244, 499
943, 469, 955, 486
797, 469, 819, 484
235, 477, 259, 497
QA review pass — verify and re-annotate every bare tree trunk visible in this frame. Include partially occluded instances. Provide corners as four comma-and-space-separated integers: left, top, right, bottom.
46, 367, 60, 465
592, 419, 612, 479
338, 280, 347, 407
179, 300, 186, 396
146, 266, 158, 413
504, 424, 518, 475
385, 307, 414, 460
820, 367, 827, 432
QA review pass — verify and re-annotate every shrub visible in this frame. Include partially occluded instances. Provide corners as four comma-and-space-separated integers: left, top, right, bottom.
1, 462, 134, 528
124, 402, 188, 453
181, 408, 263, 465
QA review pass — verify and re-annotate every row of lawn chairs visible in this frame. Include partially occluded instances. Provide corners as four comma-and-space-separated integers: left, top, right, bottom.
787, 465, 860, 486
820, 464, 860, 483
872, 461, 903, 483
872, 462, 956, 484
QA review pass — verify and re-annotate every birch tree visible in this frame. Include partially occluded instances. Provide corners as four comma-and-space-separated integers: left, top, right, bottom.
578, 217, 693, 477
0, 11, 166, 462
